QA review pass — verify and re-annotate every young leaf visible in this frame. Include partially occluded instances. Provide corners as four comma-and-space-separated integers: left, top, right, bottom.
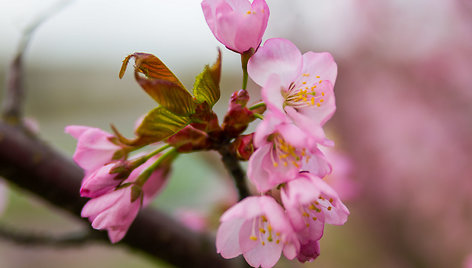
135, 107, 191, 143
193, 49, 221, 107
120, 53, 196, 116
135, 74, 196, 116
120, 53, 184, 89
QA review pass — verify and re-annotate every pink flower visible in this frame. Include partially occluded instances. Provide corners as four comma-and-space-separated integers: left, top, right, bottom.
80, 163, 119, 198
281, 172, 349, 262
0, 180, 7, 216
247, 38, 337, 144
65, 125, 121, 174
201, 0, 270, 53
81, 186, 140, 243
216, 196, 299, 268
81, 155, 171, 243
248, 109, 331, 193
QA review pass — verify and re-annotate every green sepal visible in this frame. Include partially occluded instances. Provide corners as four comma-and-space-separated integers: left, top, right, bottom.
193, 49, 221, 108
130, 185, 142, 203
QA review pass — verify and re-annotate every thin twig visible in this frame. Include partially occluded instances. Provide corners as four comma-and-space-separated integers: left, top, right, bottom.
2, 0, 72, 123
0, 225, 103, 247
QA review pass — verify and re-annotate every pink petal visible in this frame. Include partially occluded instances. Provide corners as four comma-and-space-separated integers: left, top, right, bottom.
243, 238, 283, 268
216, 218, 244, 258
302, 148, 332, 178
108, 228, 127, 244
296, 80, 336, 127
220, 196, 263, 222
260, 74, 286, 116
80, 164, 119, 198
285, 106, 334, 147
301, 52, 337, 86
248, 38, 302, 87
247, 144, 274, 193
232, 0, 269, 52
65, 125, 90, 139
81, 189, 122, 219
259, 196, 292, 233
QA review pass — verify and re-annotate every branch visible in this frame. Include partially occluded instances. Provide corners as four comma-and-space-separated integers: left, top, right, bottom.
0, 122, 241, 268
2, 0, 71, 123
217, 144, 250, 200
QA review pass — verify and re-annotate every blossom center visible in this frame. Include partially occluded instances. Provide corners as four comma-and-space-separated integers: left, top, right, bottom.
301, 194, 335, 226
249, 215, 281, 246
268, 134, 310, 168
284, 73, 326, 108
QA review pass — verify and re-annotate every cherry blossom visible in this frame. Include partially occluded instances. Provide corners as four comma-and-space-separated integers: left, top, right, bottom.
216, 196, 299, 268
248, 38, 337, 145
248, 108, 331, 193
281, 172, 349, 262
201, 0, 269, 53
65, 125, 121, 174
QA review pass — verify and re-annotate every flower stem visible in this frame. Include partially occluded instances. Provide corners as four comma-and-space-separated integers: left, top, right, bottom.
145, 144, 172, 160
248, 102, 266, 111
136, 148, 178, 186
240, 49, 254, 91
253, 113, 264, 120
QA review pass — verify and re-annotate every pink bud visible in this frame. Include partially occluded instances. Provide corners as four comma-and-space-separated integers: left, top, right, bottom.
201, 0, 270, 53
65, 125, 122, 174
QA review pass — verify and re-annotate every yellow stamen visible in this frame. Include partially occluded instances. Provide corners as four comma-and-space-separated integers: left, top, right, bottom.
250, 236, 257, 241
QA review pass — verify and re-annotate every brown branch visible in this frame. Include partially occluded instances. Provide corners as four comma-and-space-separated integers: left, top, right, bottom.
217, 144, 250, 200
0, 122, 241, 268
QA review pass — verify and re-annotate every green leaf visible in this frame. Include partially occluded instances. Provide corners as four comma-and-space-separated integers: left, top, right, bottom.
193, 49, 221, 107
135, 76, 196, 116
135, 107, 191, 144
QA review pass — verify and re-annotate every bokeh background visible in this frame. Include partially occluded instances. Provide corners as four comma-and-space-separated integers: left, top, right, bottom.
0, 0, 471, 267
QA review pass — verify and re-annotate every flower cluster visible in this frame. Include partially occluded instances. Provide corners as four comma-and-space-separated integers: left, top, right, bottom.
66, 126, 173, 243
66, 0, 349, 266
202, 0, 349, 266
